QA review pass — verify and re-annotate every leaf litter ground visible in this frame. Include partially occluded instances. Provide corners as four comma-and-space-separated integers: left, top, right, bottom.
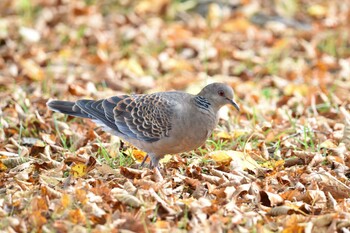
0, 0, 350, 232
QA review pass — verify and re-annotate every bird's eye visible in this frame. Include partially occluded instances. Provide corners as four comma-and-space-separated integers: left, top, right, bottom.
218, 90, 225, 97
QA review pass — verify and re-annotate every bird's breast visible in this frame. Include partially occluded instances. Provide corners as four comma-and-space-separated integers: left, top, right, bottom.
127, 106, 218, 156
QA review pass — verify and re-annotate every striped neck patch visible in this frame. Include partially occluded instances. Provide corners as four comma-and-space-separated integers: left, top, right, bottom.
194, 96, 211, 110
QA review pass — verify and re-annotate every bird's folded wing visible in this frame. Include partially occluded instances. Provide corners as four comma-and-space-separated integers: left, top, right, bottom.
76, 94, 174, 142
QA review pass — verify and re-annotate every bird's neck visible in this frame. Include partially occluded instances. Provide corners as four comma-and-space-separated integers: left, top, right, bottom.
193, 96, 210, 109
193, 96, 219, 115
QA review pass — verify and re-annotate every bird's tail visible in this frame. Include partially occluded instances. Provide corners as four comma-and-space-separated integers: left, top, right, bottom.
47, 100, 91, 119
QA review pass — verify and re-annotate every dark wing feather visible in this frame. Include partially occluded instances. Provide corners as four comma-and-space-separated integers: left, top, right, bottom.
113, 93, 173, 142
47, 100, 92, 118
102, 95, 129, 123
75, 99, 121, 133
48, 93, 174, 142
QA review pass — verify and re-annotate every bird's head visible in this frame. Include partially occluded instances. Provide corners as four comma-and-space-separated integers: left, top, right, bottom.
197, 82, 240, 112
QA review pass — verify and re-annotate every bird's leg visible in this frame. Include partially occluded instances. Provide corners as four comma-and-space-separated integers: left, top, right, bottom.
150, 155, 161, 169
140, 154, 149, 167
150, 155, 163, 181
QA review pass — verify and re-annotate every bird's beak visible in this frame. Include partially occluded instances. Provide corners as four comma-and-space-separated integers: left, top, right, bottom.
228, 99, 240, 112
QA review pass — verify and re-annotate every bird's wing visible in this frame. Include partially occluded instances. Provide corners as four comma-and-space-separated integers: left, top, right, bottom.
75, 93, 174, 142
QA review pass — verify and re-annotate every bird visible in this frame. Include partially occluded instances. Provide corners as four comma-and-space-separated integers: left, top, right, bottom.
47, 82, 240, 168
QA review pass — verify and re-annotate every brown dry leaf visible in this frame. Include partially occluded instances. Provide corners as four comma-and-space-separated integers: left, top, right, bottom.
135, 0, 169, 14
68, 84, 87, 96
134, 179, 157, 190
75, 189, 88, 205
341, 107, 350, 149
296, 190, 327, 205
31, 196, 48, 212
1, 0, 350, 231
86, 156, 97, 173
41, 133, 56, 145
155, 220, 170, 230
149, 188, 178, 215
268, 206, 299, 216
120, 166, 144, 179
111, 188, 142, 208
83, 202, 106, 220
183, 176, 201, 188
221, 18, 252, 32
163, 24, 193, 44
312, 213, 337, 227
201, 173, 221, 185
20, 59, 44, 81
95, 163, 118, 175
259, 190, 284, 207
280, 189, 302, 201
41, 185, 62, 199
282, 216, 305, 233
65, 156, 87, 164
123, 181, 137, 194
320, 183, 350, 199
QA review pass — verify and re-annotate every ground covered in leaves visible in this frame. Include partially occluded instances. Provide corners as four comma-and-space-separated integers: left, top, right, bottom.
1, 0, 350, 232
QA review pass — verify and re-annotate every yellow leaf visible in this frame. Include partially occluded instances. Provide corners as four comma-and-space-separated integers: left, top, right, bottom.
31, 196, 48, 211
233, 129, 247, 138
69, 209, 86, 224
0, 161, 7, 171
210, 150, 260, 171
260, 160, 285, 169
283, 83, 309, 96
61, 193, 71, 209
130, 149, 148, 163
180, 198, 195, 206
164, 24, 193, 43
221, 18, 252, 32
159, 154, 172, 164
308, 4, 327, 18
71, 163, 87, 178
20, 59, 44, 81
135, 0, 169, 14
31, 210, 47, 227
75, 189, 88, 205
215, 131, 232, 140
165, 58, 193, 72
273, 38, 290, 50
58, 48, 72, 58
117, 58, 144, 76
155, 220, 170, 229
320, 140, 337, 149
209, 151, 232, 165
282, 215, 304, 233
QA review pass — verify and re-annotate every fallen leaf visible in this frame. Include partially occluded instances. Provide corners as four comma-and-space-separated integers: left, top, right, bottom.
307, 4, 327, 18
20, 59, 44, 81
69, 209, 86, 224
71, 163, 87, 178
208, 151, 232, 165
